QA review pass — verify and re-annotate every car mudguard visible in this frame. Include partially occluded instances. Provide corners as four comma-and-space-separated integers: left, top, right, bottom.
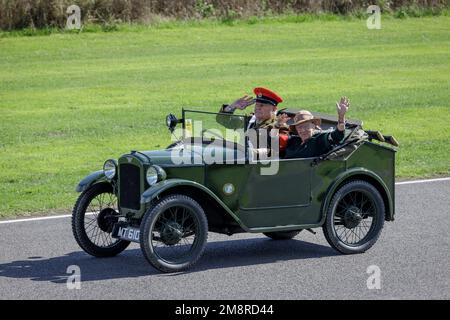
320, 167, 394, 223
140, 178, 248, 230
75, 170, 109, 193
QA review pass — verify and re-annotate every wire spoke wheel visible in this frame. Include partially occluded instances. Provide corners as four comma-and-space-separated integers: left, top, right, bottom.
140, 194, 208, 273
84, 191, 121, 248
333, 190, 376, 246
150, 205, 199, 264
72, 183, 130, 257
323, 180, 385, 254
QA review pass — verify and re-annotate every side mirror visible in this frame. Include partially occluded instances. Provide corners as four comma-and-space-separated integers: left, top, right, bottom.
166, 114, 179, 133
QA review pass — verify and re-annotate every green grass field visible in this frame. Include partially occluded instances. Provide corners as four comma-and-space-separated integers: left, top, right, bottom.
0, 16, 449, 218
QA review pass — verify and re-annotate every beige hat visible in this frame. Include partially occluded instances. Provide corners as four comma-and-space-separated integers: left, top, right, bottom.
286, 110, 321, 126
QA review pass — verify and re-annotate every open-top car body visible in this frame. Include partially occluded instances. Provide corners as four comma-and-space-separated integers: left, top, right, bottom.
72, 108, 397, 273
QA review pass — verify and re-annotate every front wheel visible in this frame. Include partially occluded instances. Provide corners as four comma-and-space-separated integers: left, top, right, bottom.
323, 180, 385, 254
72, 183, 130, 257
140, 194, 208, 273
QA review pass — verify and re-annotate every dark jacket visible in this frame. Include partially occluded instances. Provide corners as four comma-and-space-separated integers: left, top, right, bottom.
284, 129, 345, 159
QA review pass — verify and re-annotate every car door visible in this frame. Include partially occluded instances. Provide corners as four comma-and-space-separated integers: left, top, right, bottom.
237, 158, 314, 228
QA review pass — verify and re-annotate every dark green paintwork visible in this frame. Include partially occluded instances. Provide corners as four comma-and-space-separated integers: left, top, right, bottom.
140, 178, 248, 230
75, 170, 107, 193
76, 113, 396, 233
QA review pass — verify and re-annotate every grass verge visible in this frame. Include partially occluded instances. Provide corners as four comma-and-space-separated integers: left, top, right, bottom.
0, 16, 449, 217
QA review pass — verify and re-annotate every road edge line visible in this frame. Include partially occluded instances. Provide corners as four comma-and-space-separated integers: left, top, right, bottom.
0, 212, 95, 225
395, 177, 450, 185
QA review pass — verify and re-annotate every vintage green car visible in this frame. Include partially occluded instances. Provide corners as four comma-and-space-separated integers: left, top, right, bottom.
72, 108, 397, 273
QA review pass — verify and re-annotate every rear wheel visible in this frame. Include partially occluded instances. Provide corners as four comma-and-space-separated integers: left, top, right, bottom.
323, 180, 385, 254
140, 194, 208, 273
263, 230, 302, 240
72, 183, 130, 257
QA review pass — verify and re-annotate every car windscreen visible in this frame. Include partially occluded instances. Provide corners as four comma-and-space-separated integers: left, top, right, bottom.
182, 110, 247, 147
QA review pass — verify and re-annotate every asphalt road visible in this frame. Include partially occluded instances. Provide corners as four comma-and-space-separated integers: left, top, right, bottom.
0, 179, 449, 300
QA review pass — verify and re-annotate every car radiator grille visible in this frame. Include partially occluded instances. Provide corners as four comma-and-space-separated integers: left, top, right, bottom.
119, 163, 141, 210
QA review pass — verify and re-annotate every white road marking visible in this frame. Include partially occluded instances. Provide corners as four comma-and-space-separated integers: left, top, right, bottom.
395, 177, 450, 185
0, 177, 449, 225
0, 212, 95, 225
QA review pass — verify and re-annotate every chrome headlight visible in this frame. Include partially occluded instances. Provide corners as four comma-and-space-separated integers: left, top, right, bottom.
103, 159, 117, 180
146, 165, 167, 186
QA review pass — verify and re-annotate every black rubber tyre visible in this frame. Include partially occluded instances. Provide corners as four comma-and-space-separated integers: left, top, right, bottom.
140, 194, 208, 273
263, 230, 302, 240
72, 183, 130, 257
323, 180, 385, 254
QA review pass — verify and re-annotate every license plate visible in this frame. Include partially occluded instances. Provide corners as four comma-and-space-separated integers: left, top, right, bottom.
112, 223, 140, 243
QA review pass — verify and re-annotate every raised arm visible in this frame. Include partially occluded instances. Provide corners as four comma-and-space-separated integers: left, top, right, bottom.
221, 95, 255, 113
336, 96, 350, 131
216, 95, 255, 129
328, 96, 350, 143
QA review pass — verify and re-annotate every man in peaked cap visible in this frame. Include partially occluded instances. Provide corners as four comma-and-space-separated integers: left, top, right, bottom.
218, 87, 284, 131
216, 87, 288, 158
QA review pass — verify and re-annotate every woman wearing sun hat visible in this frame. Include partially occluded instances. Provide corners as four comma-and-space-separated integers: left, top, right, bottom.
283, 97, 350, 159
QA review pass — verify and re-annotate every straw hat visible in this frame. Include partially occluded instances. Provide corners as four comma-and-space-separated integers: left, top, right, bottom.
286, 110, 321, 126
